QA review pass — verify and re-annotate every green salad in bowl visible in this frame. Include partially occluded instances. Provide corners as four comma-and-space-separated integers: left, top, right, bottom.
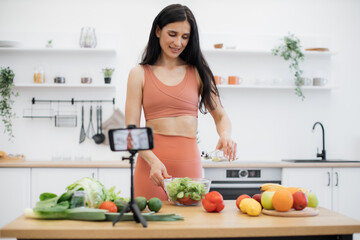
164, 177, 211, 206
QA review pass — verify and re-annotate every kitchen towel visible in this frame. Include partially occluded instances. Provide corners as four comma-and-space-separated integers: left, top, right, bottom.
101, 108, 125, 145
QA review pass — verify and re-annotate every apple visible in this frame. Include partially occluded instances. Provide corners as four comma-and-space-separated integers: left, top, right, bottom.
261, 191, 275, 210
306, 192, 319, 208
252, 193, 263, 205
292, 191, 308, 210
236, 194, 251, 209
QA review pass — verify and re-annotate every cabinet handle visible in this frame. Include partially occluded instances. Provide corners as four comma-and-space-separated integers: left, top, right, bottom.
327, 171, 331, 186
335, 172, 339, 187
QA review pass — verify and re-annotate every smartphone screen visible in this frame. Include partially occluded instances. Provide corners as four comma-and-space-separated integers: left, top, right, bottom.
109, 127, 154, 151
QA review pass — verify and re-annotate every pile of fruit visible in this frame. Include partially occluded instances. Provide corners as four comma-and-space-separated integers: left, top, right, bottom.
236, 183, 319, 217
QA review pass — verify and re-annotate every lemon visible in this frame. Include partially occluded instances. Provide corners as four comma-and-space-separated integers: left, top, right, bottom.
239, 198, 252, 213
246, 199, 262, 216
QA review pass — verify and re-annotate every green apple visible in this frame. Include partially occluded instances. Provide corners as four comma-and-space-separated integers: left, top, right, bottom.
306, 192, 319, 208
261, 191, 275, 210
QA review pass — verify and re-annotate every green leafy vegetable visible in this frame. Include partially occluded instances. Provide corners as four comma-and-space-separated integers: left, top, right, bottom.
105, 186, 122, 201
165, 177, 206, 202
58, 177, 107, 208
39, 192, 57, 201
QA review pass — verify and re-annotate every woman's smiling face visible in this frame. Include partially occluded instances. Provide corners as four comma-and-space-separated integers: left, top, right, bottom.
156, 20, 191, 59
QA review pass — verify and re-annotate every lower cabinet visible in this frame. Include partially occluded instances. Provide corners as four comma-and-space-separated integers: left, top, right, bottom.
0, 168, 31, 228
98, 168, 131, 199
282, 167, 360, 221
31, 168, 98, 207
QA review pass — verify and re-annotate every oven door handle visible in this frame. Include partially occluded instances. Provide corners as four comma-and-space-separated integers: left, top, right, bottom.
210, 183, 263, 189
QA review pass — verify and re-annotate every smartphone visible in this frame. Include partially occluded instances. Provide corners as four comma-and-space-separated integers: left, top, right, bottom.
108, 127, 154, 151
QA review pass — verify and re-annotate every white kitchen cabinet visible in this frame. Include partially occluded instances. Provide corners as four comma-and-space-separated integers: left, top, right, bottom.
98, 168, 131, 198
282, 168, 332, 210
282, 167, 360, 221
0, 168, 31, 228
332, 168, 360, 221
31, 168, 97, 207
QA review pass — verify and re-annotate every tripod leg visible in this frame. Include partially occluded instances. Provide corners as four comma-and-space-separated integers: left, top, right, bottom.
112, 203, 130, 226
130, 202, 148, 228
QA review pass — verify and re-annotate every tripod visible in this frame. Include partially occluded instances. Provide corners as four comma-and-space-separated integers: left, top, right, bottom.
112, 149, 147, 227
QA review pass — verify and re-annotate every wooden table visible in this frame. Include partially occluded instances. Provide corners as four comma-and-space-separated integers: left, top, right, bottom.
1, 200, 360, 240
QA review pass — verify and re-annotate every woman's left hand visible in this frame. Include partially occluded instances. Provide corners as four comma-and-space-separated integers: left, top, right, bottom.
216, 135, 237, 161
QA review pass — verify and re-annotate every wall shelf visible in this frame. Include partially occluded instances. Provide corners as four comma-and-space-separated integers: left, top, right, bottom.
217, 85, 336, 90
14, 83, 116, 89
0, 48, 116, 54
202, 49, 336, 57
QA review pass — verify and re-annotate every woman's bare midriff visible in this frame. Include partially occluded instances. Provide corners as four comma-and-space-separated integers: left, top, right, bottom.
146, 115, 198, 138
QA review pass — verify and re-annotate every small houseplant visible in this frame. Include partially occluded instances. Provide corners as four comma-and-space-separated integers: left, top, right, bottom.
272, 33, 305, 100
102, 68, 115, 84
0, 67, 19, 141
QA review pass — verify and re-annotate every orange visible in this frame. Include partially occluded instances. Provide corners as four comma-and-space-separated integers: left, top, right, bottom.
272, 189, 293, 212
286, 187, 300, 194
236, 194, 250, 210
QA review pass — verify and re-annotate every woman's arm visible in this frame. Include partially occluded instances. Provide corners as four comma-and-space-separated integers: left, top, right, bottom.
195, 68, 237, 161
208, 95, 237, 161
125, 66, 171, 188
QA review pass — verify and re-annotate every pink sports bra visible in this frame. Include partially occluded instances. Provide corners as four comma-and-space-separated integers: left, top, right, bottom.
142, 64, 199, 121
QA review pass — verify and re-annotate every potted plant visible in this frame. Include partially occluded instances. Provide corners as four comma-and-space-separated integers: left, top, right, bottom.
272, 33, 305, 100
102, 68, 115, 84
0, 67, 19, 141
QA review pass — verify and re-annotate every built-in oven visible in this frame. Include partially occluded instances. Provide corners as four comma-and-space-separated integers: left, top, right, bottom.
204, 168, 282, 200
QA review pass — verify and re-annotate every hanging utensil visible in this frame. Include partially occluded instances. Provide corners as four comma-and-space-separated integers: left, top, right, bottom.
79, 105, 86, 143
93, 105, 105, 144
86, 105, 95, 139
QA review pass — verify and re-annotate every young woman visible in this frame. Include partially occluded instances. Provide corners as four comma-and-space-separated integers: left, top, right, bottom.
125, 4, 237, 200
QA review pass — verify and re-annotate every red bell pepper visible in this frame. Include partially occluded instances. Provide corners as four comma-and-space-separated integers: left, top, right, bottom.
202, 191, 225, 212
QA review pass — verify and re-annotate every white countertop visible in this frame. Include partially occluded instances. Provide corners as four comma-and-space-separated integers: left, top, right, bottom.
0, 159, 360, 168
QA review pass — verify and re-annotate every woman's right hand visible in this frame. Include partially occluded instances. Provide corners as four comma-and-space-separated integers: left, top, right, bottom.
149, 160, 172, 189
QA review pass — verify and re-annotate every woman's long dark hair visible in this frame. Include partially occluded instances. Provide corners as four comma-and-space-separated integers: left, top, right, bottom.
140, 4, 221, 114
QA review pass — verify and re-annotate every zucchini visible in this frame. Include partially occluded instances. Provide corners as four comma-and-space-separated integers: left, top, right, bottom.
105, 212, 184, 221
66, 207, 107, 221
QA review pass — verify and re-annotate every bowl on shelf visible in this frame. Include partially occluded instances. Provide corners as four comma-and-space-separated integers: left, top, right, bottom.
163, 177, 211, 206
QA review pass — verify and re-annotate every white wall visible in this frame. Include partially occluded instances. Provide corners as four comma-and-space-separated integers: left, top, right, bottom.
0, 0, 359, 161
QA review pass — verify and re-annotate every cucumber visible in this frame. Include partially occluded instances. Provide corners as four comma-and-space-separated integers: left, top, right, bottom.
66, 208, 107, 221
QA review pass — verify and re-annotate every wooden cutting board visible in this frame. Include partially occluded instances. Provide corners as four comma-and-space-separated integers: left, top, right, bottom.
262, 207, 319, 217
0, 155, 25, 161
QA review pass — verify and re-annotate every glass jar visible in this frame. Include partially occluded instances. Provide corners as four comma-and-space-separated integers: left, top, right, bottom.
79, 27, 97, 48
33, 66, 45, 83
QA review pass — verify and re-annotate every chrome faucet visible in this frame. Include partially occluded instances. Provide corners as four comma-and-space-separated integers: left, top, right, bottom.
312, 122, 326, 160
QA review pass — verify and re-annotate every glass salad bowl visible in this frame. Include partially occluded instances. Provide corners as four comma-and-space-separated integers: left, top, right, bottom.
164, 177, 211, 206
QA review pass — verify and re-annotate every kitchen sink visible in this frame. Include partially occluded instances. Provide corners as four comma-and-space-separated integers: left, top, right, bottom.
282, 159, 360, 163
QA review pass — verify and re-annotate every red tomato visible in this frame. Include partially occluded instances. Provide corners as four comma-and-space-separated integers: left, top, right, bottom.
202, 191, 225, 213
178, 196, 200, 205
99, 201, 117, 213
202, 198, 217, 212
205, 191, 223, 204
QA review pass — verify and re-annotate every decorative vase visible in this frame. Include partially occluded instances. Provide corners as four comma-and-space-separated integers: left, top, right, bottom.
104, 77, 111, 84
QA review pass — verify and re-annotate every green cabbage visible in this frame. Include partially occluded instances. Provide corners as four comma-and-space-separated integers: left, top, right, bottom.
58, 177, 107, 208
